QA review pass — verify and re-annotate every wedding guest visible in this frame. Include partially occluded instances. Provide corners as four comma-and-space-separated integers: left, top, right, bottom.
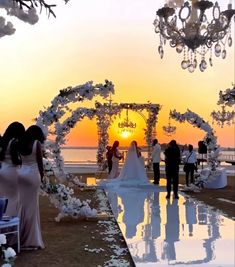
0, 122, 25, 217
151, 139, 161, 185
18, 125, 45, 250
108, 140, 123, 179
105, 145, 113, 174
164, 140, 181, 199
182, 144, 197, 186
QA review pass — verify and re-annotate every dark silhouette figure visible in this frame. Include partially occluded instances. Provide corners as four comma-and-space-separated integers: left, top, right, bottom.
183, 144, 197, 186
106, 145, 113, 173
108, 140, 123, 179
164, 140, 181, 199
0, 121, 25, 166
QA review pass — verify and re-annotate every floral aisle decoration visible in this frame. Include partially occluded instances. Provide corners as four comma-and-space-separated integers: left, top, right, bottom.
0, 234, 16, 267
170, 109, 219, 188
218, 84, 235, 107
36, 80, 114, 221
41, 178, 97, 222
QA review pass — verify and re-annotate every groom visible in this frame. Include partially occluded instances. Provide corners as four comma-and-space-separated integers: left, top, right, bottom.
151, 139, 161, 185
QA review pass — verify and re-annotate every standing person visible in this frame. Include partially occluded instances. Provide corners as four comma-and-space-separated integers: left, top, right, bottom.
164, 140, 181, 199
18, 125, 45, 250
108, 141, 123, 179
0, 122, 25, 217
183, 144, 197, 186
151, 139, 161, 185
105, 145, 113, 174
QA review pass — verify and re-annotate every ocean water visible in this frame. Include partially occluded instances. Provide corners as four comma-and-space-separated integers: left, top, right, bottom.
61, 147, 235, 165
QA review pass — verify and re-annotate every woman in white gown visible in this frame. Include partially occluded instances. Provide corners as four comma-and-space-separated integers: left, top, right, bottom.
102, 141, 150, 187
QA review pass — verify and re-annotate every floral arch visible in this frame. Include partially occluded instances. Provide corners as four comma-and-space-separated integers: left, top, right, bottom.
35, 80, 115, 221
95, 102, 161, 170
170, 109, 219, 171
36, 80, 114, 180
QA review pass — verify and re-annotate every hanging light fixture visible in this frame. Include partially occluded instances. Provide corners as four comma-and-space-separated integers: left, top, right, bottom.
211, 105, 235, 127
153, 0, 235, 73
163, 117, 177, 136
118, 109, 137, 135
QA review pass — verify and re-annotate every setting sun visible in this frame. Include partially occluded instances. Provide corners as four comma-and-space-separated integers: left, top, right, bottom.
120, 129, 132, 139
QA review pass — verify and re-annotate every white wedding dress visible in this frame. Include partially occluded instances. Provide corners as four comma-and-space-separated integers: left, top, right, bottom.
100, 142, 150, 188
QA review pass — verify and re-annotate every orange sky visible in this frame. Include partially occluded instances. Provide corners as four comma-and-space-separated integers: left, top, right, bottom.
0, 0, 234, 148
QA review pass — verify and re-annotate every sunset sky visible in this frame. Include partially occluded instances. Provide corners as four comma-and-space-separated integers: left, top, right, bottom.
0, 0, 234, 148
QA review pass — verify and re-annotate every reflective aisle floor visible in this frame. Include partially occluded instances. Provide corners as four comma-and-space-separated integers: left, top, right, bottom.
106, 184, 235, 267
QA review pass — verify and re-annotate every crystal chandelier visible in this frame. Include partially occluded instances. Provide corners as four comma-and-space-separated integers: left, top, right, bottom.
163, 117, 177, 136
218, 83, 235, 106
118, 109, 136, 132
153, 0, 235, 73
211, 105, 235, 127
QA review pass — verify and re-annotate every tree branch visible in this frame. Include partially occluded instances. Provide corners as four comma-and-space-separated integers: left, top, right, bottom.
12, 0, 69, 18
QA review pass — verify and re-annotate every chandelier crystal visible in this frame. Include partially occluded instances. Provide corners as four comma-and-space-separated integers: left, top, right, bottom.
211, 105, 235, 127
163, 117, 177, 136
153, 0, 235, 73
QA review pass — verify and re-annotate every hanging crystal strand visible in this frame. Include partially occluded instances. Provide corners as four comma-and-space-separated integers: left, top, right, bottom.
199, 45, 207, 72
228, 26, 232, 47
158, 35, 164, 59
209, 47, 213, 67
214, 41, 221, 57
193, 51, 197, 69
187, 49, 191, 67
181, 46, 188, 69
188, 50, 195, 73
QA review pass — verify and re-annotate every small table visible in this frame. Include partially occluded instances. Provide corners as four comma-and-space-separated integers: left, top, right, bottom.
0, 216, 20, 253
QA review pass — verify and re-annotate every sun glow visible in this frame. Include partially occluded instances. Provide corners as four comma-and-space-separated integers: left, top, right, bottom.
120, 130, 132, 139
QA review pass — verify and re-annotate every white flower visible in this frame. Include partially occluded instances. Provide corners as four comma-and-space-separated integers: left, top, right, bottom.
4, 247, 16, 259
0, 234, 7, 245
1, 263, 12, 267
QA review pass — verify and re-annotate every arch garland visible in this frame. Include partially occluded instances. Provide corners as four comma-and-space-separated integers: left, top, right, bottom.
170, 109, 219, 171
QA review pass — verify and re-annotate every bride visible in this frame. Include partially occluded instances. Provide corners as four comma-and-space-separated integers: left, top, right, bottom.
101, 141, 150, 187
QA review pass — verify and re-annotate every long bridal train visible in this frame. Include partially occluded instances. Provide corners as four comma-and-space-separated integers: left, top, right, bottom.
99, 141, 151, 189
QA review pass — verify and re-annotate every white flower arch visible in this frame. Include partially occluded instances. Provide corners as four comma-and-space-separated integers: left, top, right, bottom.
170, 109, 219, 171
37, 80, 114, 221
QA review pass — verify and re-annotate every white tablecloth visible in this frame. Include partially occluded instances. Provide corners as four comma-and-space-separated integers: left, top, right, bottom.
201, 168, 227, 189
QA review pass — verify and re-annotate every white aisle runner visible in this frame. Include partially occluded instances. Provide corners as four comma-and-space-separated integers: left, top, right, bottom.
106, 186, 234, 267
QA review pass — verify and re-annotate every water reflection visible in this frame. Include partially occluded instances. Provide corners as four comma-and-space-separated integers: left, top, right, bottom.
162, 199, 179, 263
107, 188, 234, 266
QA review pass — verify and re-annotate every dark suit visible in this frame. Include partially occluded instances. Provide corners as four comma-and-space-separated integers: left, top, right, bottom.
164, 145, 181, 197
